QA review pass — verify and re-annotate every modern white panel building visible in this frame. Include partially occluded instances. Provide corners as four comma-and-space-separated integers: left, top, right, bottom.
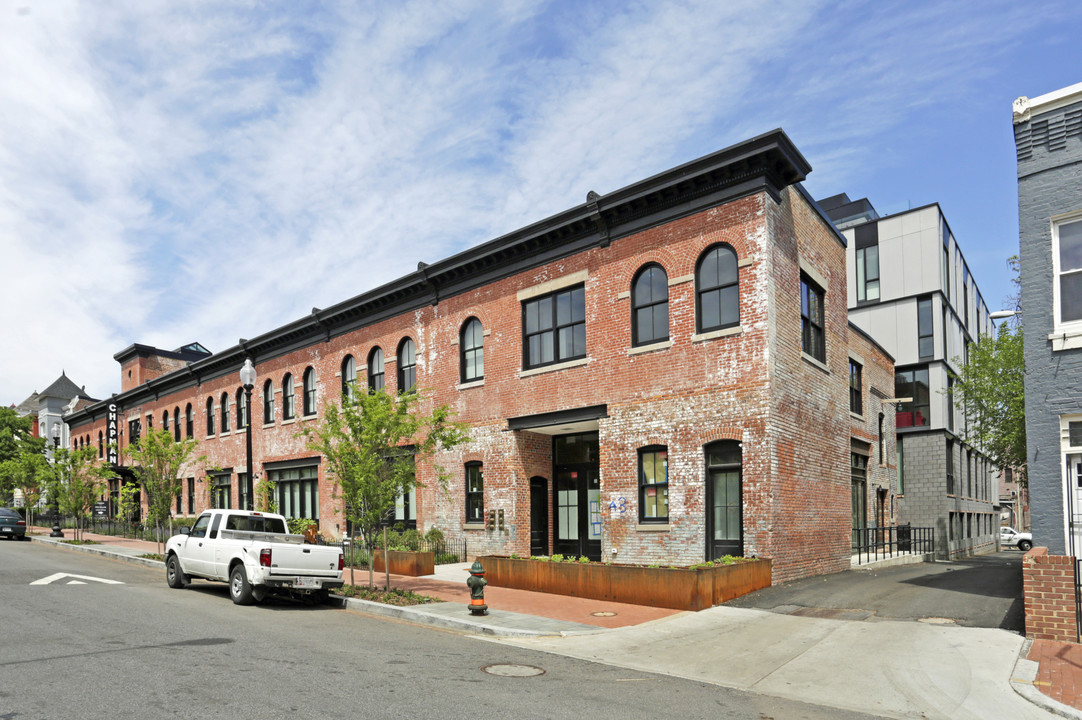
819, 194, 1000, 558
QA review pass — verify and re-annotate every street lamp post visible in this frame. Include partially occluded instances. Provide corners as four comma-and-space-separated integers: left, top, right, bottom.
50, 423, 63, 538
240, 359, 257, 511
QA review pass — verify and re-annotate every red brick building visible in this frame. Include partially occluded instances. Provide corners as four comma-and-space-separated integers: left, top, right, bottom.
67, 130, 879, 583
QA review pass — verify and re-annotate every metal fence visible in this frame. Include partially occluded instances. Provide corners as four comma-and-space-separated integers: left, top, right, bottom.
851, 524, 935, 566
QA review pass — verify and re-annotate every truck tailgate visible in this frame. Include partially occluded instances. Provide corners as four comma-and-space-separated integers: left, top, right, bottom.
264, 544, 341, 577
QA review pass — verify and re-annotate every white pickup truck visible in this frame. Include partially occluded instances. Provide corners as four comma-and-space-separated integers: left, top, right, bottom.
164, 509, 344, 605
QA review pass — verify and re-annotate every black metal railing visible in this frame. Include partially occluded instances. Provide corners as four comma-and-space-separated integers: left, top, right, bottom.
852, 524, 935, 565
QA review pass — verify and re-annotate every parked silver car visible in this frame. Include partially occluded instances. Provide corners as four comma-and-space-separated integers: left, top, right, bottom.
1000, 526, 1032, 552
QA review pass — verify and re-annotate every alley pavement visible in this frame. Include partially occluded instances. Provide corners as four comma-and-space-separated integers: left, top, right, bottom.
18, 526, 1082, 719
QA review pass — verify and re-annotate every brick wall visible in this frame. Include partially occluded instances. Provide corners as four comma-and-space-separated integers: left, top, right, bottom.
1023, 546, 1079, 642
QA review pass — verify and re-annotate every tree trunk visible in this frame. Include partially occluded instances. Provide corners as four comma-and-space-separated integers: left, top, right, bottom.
383, 526, 390, 590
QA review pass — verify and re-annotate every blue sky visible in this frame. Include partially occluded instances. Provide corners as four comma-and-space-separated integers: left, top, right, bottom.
2, 0, 1079, 401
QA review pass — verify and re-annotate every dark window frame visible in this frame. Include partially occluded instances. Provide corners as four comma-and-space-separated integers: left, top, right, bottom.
638, 445, 669, 523
522, 284, 586, 370
185, 403, 193, 439
631, 263, 670, 346
263, 379, 274, 424
397, 338, 416, 394
341, 355, 356, 401
895, 365, 930, 428
465, 461, 484, 524
800, 273, 826, 363
368, 347, 385, 392
282, 373, 295, 420
460, 318, 484, 383
695, 244, 739, 334
917, 295, 934, 359
849, 360, 863, 415
206, 397, 215, 435
220, 392, 231, 433
303, 367, 316, 416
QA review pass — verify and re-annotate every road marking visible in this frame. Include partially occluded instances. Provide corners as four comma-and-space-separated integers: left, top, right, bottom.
30, 573, 124, 586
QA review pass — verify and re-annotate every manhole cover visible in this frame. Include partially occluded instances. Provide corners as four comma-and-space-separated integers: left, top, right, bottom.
918, 617, 957, 625
592, 611, 617, 617
482, 664, 546, 677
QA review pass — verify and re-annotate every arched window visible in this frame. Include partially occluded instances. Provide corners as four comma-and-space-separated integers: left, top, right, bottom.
173, 408, 181, 441
341, 355, 356, 401
368, 347, 384, 392
236, 388, 246, 429
631, 264, 669, 346
696, 244, 739, 333
206, 397, 215, 435
162, 411, 169, 434
303, 367, 316, 416
705, 440, 743, 559
98, 431, 104, 458
283, 373, 295, 420
460, 318, 484, 383
397, 338, 416, 393
185, 403, 193, 439
263, 379, 274, 424
220, 392, 231, 433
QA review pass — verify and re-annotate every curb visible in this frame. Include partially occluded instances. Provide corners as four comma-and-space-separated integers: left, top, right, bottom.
28, 533, 592, 638
1010, 638, 1082, 719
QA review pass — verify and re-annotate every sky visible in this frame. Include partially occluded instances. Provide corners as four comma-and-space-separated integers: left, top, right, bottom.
2, 0, 1080, 404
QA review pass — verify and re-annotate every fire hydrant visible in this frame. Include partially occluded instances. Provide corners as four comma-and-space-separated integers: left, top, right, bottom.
466, 560, 488, 616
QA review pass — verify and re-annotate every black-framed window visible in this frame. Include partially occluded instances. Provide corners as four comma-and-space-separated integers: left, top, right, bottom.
849, 360, 863, 415
523, 285, 586, 369
173, 408, 181, 442
162, 411, 169, 434
211, 472, 231, 510
187, 477, 195, 515
460, 318, 484, 383
397, 338, 416, 393
855, 223, 880, 304
696, 244, 739, 333
917, 296, 934, 359
283, 373, 295, 420
638, 446, 668, 522
185, 404, 193, 439
342, 355, 356, 401
238, 472, 253, 511
206, 397, 215, 435
800, 273, 826, 362
465, 462, 484, 523
220, 392, 231, 433
303, 367, 316, 416
946, 438, 955, 495
368, 347, 385, 392
98, 431, 104, 458
272, 465, 319, 522
128, 418, 141, 446
632, 264, 669, 346
895, 366, 930, 428
263, 379, 274, 424
236, 388, 247, 429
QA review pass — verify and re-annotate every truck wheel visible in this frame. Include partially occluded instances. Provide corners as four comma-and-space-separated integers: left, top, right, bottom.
1018, 540, 1033, 552
166, 555, 189, 589
229, 565, 255, 605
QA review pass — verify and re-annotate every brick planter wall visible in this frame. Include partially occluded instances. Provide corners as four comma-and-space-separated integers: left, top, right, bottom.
1023, 546, 1079, 642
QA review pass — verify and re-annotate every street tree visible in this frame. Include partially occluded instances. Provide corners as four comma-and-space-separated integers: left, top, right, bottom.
302, 384, 468, 588
950, 317, 1026, 487
0, 408, 44, 505
3, 452, 49, 527
125, 428, 204, 554
47, 446, 107, 541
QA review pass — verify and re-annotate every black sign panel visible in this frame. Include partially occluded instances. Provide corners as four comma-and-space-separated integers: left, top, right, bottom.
107, 403, 119, 464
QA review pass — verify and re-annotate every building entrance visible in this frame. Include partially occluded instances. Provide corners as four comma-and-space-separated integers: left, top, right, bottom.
553, 432, 601, 561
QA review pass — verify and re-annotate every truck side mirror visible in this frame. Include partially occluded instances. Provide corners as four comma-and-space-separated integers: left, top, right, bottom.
179, 526, 191, 535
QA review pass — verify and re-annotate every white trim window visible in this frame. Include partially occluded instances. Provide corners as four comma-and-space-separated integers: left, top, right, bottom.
1054, 214, 1082, 332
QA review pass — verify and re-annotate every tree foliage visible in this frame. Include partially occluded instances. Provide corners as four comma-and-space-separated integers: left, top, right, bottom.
302, 385, 467, 587
125, 428, 204, 553
0, 408, 45, 505
4, 452, 48, 526
950, 321, 1026, 486
47, 446, 108, 541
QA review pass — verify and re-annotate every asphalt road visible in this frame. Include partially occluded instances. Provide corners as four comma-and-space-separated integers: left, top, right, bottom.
0, 540, 887, 720
727, 552, 1025, 631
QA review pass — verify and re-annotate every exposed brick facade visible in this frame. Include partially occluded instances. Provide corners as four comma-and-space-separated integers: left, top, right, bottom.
67, 133, 868, 584
1023, 547, 1079, 642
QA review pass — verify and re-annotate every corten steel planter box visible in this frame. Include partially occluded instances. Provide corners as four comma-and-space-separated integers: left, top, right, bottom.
478, 556, 772, 611
373, 550, 435, 577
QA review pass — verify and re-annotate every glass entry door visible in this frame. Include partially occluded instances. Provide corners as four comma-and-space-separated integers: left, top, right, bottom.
705, 441, 743, 560
553, 433, 601, 561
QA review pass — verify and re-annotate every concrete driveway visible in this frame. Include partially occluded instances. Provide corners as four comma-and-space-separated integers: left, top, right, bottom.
727, 551, 1025, 631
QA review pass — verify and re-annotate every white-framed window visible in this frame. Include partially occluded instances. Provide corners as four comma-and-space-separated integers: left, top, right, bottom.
1060, 415, 1082, 554
1053, 213, 1082, 332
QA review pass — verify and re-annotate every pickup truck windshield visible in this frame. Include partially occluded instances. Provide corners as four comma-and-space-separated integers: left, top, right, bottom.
225, 515, 287, 534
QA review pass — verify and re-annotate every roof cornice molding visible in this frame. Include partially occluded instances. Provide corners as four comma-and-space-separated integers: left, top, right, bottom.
69, 129, 810, 426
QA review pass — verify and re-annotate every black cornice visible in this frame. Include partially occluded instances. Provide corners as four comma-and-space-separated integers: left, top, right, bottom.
68, 129, 812, 428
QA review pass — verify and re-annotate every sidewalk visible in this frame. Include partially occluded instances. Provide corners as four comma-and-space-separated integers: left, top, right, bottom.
26, 526, 1082, 718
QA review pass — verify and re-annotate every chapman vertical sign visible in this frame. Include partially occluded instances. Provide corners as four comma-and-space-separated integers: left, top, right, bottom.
107, 403, 119, 464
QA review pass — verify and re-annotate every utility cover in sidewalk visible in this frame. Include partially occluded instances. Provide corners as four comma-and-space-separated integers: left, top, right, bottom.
482, 664, 545, 677
30, 573, 124, 585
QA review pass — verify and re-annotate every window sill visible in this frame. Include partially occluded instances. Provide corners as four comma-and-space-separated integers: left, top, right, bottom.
692, 326, 742, 343
637, 523, 670, 532
1049, 328, 1082, 351
219, 430, 232, 438
520, 357, 589, 378
463, 523, 486, 531
301, 414, 318, 422
282, 418, 296, 426
262, 423, 275, 430
801, 353, 830, 374
629, 340, 673, 356
457, 379, 485, 391
206, 434, 217, 440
